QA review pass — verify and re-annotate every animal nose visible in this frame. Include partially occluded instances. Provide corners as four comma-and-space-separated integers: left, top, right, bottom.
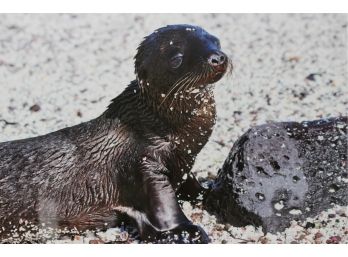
208, 52, 226, 67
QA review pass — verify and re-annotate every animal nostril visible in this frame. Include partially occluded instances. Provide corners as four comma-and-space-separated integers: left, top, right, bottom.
208, 52, 226, 66
212, 58, 219, 64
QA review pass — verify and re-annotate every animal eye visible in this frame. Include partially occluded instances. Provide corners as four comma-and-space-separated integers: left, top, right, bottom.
170, 53, 183, 69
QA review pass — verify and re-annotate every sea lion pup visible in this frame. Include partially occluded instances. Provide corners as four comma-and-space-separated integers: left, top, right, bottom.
0, 24, 230, 243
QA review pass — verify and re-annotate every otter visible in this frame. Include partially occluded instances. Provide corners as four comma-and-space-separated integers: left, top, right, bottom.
0, 24, 231, 243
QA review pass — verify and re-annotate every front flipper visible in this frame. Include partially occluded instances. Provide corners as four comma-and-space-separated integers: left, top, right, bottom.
153, 222, 210, 244
132, 158, 209, 243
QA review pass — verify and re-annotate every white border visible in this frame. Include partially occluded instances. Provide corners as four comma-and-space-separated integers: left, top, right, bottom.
1, 3, 348, 256
1, 0, 348, 13
1, 244, 348, 257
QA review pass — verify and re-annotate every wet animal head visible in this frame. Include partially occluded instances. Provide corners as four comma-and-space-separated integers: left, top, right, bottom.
134, 24, 232, 103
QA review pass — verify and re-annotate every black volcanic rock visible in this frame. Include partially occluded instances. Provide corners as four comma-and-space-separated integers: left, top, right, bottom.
205, 117, 348, 233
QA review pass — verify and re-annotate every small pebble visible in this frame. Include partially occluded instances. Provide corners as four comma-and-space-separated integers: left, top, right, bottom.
326, 236, 341, 244
89, 239, 104, 244
29, 104, 41, 112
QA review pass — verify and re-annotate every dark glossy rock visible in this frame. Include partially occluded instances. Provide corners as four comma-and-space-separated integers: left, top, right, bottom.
205, 117, 348, 233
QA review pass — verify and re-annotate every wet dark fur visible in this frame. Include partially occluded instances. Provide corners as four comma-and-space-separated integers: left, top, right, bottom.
0, 25, 230, 243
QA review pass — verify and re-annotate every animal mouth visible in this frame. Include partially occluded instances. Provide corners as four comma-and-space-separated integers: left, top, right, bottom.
210, 71, 225, 83
203, 62, 230, 85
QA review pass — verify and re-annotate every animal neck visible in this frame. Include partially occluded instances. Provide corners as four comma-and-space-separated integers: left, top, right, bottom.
104, 80, 216, 131
142, 79, 216, 124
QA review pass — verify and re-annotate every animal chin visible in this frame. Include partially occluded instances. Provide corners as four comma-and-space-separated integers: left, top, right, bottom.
206, 71, 226, 84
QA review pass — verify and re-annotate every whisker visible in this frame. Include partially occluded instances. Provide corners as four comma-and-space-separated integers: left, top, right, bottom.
183, 75, 200, 97
177, 73, 202, 108
226, 57, 234, 77
183, 75, 198, 93
185, 74, 201, 93
202, 64, 210, 83
168, 74, 196, 109
160, 72, 193, 106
